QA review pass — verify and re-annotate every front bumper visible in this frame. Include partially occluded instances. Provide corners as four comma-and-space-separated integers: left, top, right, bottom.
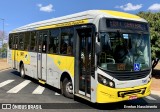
96, 80, 151, 103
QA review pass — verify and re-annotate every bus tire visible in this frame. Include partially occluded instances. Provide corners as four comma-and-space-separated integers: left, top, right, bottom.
62, 78, 74, 99
20, 64, 25, 78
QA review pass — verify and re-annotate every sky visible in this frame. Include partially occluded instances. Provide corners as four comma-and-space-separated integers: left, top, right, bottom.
0, 0, 160, 44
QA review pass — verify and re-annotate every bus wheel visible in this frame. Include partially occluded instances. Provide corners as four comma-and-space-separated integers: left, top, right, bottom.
63, 78, 74, 99
20, 64, 25, 78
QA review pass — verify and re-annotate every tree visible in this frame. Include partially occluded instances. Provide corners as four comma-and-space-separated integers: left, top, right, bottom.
0, 43, 7, 58
137, 11, 160, 59
0, 30, 8, 58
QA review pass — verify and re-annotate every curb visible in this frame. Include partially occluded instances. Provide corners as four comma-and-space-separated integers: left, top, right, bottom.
151, 90, 160, 96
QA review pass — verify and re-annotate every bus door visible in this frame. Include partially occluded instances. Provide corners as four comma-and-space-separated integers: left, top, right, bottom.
75, 27, 95, 98
37, 31, 48, 81
13, 35, 18, 69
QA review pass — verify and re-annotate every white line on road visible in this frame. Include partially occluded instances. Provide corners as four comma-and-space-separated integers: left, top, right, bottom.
0, 80, 14, 88
32, 85, 45, 94
0, 68, 11, 73
55, 93, 60, 95
145, 96, 157, 100
7, 80, 31, 93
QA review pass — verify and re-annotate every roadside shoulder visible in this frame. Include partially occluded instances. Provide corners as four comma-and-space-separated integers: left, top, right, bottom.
151, 90, 160, 96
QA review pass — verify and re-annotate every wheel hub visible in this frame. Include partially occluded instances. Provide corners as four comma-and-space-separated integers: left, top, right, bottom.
66, 82, 73, 93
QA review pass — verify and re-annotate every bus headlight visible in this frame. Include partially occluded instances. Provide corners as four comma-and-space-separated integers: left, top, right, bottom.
98, 74, 115, 88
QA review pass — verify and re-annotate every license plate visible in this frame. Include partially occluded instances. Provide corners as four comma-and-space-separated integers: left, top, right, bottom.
129, 95, 137, 100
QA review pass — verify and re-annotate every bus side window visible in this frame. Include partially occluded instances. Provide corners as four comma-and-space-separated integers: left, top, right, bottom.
42, 33, 47, 53
60, 27, 74, 55
14, 34, 18, 50
49, 29, 60, 54
19, 33, 24, 50
9, 34, 13, 49
24, 32, 30, 51
30, 31, 37, 52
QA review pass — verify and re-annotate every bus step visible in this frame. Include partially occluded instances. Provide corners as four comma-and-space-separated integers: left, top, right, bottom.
74, 93, 91, 101
39, 80, 46, 84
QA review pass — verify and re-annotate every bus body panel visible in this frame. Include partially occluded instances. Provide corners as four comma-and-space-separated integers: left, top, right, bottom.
90, 76, 97, 102
46, 54, 62, 88
47, 54, 74, 89
29, 52, 38, 78
96, 80, 151, 103
7, 48, 12, 68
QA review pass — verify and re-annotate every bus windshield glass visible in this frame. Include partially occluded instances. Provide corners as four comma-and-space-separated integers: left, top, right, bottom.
98, 32, 151, 71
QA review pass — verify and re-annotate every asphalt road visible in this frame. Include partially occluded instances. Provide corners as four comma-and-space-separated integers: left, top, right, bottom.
0, 69, 160, 112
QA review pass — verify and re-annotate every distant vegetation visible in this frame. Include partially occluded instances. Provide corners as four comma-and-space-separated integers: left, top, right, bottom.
0, 31, 7, 58
137, 11, 160, 59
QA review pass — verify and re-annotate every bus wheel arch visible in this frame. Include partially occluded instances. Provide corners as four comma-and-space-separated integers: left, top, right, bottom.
19, 61, 25, 78
60, 72, 74, 99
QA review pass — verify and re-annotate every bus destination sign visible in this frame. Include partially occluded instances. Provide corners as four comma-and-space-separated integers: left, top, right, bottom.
106, 20, 148, 31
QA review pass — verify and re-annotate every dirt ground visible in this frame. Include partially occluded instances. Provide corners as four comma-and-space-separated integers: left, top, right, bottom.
0, 58, 10, 70
151, 63, 160, 91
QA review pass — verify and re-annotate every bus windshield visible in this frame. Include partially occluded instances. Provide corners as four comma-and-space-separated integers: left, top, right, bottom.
98, 32, 151, 71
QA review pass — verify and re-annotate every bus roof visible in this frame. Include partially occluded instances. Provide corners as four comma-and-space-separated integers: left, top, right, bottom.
11, 10, 147, 33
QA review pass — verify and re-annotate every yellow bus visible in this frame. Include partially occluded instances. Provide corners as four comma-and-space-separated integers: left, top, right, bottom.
7, 10, 152, 103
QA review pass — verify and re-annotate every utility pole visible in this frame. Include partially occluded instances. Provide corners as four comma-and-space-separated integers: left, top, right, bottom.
0, 18, 4, 48
0, 18, 4, 58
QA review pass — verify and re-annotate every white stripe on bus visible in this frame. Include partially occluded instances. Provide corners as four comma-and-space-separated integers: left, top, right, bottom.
32, 85, 45, 94
0, 80, 14, 88
7, 80, 31, 93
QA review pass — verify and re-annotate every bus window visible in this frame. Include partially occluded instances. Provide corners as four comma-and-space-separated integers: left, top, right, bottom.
24, 32, 30, 51
9, 34, 13, 49
13, 34, 19, 50
60, 27, 74, 55
49, 29, 60, 54
42, 32, 47, 53
30, 31, 37, 52
19, 33, 24, 50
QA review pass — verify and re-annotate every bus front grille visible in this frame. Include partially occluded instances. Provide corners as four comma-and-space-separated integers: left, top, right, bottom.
106, 69, 151, 81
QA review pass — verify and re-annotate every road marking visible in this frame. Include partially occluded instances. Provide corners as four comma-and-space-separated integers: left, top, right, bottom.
55, 92, 60, 95
32, 85, 45, 94
0, 68, 11, 72
0, 80, 14, 88
145, 96, 156, 100
7, 80, 31, 93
